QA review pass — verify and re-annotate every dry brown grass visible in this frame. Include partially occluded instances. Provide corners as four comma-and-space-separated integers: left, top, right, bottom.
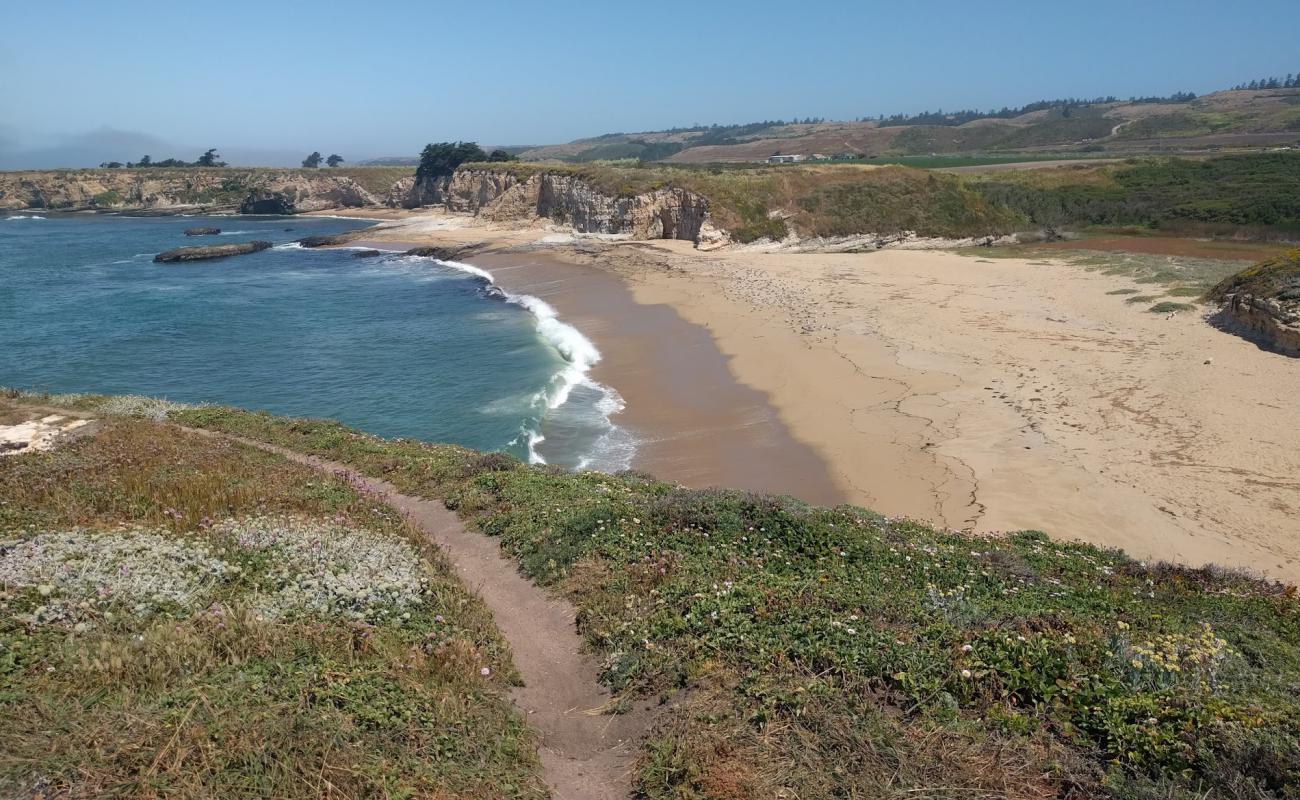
0, 413, 545, 799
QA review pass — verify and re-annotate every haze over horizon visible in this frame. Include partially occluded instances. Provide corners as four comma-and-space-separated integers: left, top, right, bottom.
2, 0, 1297, 168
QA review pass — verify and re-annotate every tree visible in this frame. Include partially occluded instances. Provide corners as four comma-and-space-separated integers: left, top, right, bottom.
486, 149, 515, 162
326, 154, 344, 167
302, 151, 323, 168
99, 161, 124, 169
138, 155, 152, 166
196, 148, 224, 167
415, 141, 488, 182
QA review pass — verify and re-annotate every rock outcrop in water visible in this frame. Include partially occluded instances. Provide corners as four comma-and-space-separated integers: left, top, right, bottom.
400, 168, 711, 242
184, 227, 221, 236
0, 169, 411, 215
154, 241, 273, 263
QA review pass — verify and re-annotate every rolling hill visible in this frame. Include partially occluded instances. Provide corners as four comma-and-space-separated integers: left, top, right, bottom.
515, 88, 1300, 165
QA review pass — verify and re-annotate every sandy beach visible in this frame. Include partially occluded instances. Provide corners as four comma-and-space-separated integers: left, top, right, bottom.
340, 211, 1300, 582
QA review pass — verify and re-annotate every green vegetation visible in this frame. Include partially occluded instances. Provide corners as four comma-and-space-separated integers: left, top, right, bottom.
0, 398, 544, 798
150, 402, 1300, 800
326, 153, 344, 167
301, 151, 323, 168
101, 150, 228, 169
970, 153, 1300, 231
1148, 301, 1196, 313
1205, 249, 1300, 303
416, 142, 514, 183
91, 189, 122, 207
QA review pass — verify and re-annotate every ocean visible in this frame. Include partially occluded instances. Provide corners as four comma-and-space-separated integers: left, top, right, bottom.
0, 212, 632, 470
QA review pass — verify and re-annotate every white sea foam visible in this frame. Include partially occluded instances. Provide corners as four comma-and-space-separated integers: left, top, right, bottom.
434, 257, 633, 469
5, 215, 46, 220
273, 242, 304, 250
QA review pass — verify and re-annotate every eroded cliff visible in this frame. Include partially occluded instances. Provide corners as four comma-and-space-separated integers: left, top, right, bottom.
401, 168, 713, 242
1206, 249, 1300, 356
0, 168, 411, 214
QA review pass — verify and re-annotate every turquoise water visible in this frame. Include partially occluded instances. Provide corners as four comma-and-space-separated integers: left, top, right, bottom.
0, 212, 631, 469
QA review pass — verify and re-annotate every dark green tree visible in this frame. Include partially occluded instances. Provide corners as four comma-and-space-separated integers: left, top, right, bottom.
302, 151, 323, 168
326, 154, 344, 167
415, 141, 488, 182
486, 149, 515, 162
196, 148, 223, 167
137, 155, 152, 166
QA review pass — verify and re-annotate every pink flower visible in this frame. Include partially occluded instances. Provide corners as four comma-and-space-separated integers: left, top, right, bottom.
480, 666, 491, 677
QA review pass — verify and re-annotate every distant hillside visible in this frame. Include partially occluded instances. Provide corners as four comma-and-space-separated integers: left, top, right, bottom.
516, 88, 1300, 164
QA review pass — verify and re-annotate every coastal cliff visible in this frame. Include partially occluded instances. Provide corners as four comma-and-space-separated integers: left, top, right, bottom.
0, 168, 412, 214
402, 167, 712, 242
1206, 249, 1300, 356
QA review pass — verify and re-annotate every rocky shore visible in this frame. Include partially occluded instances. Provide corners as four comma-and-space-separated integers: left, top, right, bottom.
0, 168, 408, 215
154, 241, 272, 263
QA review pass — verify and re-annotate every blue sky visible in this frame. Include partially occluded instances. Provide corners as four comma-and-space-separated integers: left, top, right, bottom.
1, 0, 1297, 166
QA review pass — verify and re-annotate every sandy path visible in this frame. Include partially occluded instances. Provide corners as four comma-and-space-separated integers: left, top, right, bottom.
190, 429, 650, 800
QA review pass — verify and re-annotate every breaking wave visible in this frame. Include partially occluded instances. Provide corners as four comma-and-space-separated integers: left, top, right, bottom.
434, 258, 634, 471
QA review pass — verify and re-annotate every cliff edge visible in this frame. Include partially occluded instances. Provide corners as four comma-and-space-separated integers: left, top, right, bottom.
1206, 249, 1300, 356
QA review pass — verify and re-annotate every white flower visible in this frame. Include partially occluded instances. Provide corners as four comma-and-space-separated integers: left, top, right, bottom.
960, 669, 972, 679
962, 644, 973, 653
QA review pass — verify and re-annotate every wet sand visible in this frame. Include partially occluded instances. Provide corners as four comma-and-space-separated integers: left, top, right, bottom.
349, 239, 845, 506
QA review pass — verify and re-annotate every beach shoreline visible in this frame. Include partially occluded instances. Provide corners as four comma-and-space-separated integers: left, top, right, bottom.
348, 236, 847, 505
342, 210, 1300, 582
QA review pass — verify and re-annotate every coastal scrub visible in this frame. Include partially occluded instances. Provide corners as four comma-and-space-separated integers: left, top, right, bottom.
0, 408, 545, 799
175, 404, 1300, 800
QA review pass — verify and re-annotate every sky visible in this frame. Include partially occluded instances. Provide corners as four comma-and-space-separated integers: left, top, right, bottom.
2, 0, 1298, 167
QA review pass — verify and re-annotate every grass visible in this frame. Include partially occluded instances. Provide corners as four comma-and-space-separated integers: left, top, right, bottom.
149, 402, 1300, 800
0, 399, 543, 798
1148, 302, 1197, 313
1205, 248, 1300, 303
977, 246, 1250, 299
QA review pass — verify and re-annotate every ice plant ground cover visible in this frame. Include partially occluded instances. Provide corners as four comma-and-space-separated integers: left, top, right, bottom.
173, 403, 1300, 800
0, 404, 545, 799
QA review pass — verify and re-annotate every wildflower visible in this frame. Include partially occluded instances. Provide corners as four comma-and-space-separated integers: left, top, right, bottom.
960, 669, 972, 679
962, 644, 973, 653
480, 666, 491, 677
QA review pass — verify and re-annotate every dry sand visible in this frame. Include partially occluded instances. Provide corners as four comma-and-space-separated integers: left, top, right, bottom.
351, 210, 1300, 582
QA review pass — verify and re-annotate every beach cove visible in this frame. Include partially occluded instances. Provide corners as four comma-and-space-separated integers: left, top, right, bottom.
340, 208, 1300, 583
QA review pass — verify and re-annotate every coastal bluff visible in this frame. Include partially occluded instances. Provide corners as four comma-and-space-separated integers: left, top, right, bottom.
400, 167, 714, 242
1207, 249, 1300, 356
0, 167, 411, 215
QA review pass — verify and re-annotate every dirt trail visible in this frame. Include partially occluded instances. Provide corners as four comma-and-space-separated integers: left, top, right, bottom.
189, 429, 651, 800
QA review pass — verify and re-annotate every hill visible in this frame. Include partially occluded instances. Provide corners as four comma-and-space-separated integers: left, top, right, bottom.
4, 390, 1300, 799
516, 88, 1300, 165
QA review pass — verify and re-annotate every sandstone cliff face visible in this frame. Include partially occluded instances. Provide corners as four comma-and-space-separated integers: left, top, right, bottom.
1213, 294, 1300, 356
403, 169, 712, 242
0, 170, 395, 214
